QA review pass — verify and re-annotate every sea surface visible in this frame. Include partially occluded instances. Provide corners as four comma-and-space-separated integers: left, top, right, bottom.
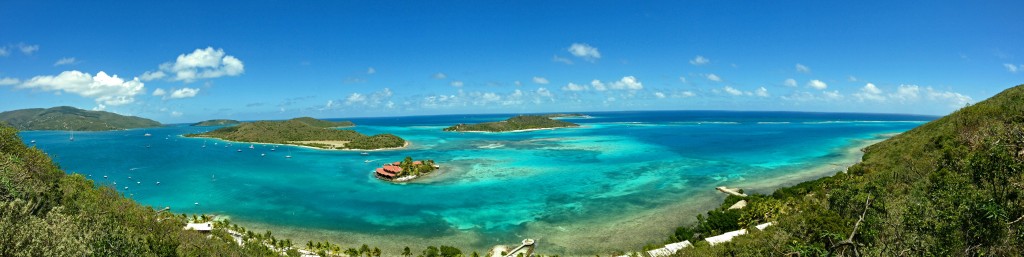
20, 111, 932, 255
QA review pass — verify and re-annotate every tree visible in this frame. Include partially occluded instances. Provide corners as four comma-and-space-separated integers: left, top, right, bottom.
372, 247, 381, 257
360, 244, 371, 256
403, 246, 412, 257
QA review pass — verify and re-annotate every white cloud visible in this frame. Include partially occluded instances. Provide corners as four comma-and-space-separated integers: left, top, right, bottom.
784, 78, 797, 87
532, 76, 549, 84
480, 92, 501, 103
807, 79, 827, 90
367, 67, 376, 74
432, 72, 447, 79
17, 43, 39, 55
706, 73, 722, 82
925, 87, 972, 107
168, 87, 200, 99
552, 55, 574, 65
723, 86, 743, 96
0, 77, 19, 85
345, 93, 366, 104
795, 63, 810, 73
676, 91, 696, 98
678, 76, 687, 83
152, 88, 166, 96
823, 90, 843, 100
562, 82, 588, 91
567, 43, 601, 61
0, 47, 8, 56
536, 87, 553, 98
755, 87, 769, 97
170, 111, 183, 117
54, 57, 76, 66
450, 80, 464, 87
853, 83, 885, 102
145, 47, 244, 82
690, 55, 709, 65
1005, 63, 1022, 73
591, 80, 607, 91
848, 76, 859, 82
654, 92, 666, 98
609, 76, 643, 90
19, 70, 145, 106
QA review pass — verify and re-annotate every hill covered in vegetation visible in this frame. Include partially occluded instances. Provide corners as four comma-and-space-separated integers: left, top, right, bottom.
443, 115, 579, 132
649, 85, 1024, 256
186, 117, 402, 150
191, 119, 241, 126
289, 117, 355, 128
0, 106, 161, 131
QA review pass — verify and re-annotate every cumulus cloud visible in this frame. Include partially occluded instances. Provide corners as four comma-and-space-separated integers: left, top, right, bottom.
676, 91, 696, 98
567, 43, 600, 61
0, 77, 19, 85
152, 88, 166, 96
536, 87, 553, 98
54, 57, 76, 66
823, 90, 843, 100
143, 47, 244, 82
609, 76, 643, 90
723, 86, 743, 96
562, 82, 588, 91
19, 70, 145, 106
450, 81, 464, 87
591, 80, 607, 91
532, 76, 549, 84
168, 88, 200, 99
706, 73, 722, 82
795, 63, 810, 73
784, 78, 797, 87
853, 83, 886, 102
432, 72, 447, 79
17, 43, 39, 55
807, 79, 827, 90
654, 92, 666, 98
170, 111, 183, 117
690, 55, 709, 65
1005, 63, 1022, 73
345, 93, 366, 104
755, 87, 769, 97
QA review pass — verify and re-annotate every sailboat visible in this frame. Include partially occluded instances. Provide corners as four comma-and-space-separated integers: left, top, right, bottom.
202, 141, 207, 148
249, 144, 255, 149
285, 149, 292, 158
29, 139, 35, 144
69, 130, 74, 141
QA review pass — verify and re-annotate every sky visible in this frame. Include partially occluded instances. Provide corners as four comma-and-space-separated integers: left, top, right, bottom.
1, 1, 1023, 123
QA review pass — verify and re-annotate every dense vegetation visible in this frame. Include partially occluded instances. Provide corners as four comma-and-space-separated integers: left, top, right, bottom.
290, 117, 355, 128
539, 113, 590, 118
186, 117, 403, 150
0, 106, 162, 131
191, 119, 242, 126
443, 115, 579, 132
647, 84, 1024, 256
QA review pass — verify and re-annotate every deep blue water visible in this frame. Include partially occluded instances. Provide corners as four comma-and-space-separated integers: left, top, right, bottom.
19, 111, 932, 254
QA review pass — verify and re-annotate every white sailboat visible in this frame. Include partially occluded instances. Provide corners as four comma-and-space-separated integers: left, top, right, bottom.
285, 149, 292, 158
69, 130, 74, 141
249, 144, 255, 149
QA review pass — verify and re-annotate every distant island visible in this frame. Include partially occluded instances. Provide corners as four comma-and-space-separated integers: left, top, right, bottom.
186, 117, 403, 150
0, 106, 162, 131
540, 113, 592, 119
373, 157, 439, 182
443, 115, 580, 132
190, 119, 241, 126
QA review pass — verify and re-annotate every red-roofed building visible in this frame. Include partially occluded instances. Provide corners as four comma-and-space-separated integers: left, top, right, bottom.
375, 167, 396, 178
383, 165, 403, 173
412, 161, 422, 165
392, 161, 401, 166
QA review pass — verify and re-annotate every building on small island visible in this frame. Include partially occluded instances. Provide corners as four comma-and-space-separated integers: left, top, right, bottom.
374, 157, 438, 182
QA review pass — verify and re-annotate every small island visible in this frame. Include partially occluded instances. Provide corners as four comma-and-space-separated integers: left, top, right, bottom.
190, 119, 241, 126
540, 113, 592, 119
443, 115, 580, 132
374, 157, 439, 182
0, 106, 162, 131
185, 117, 404, 150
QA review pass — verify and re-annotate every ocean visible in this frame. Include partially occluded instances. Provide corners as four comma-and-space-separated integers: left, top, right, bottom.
20, 110, 932, 255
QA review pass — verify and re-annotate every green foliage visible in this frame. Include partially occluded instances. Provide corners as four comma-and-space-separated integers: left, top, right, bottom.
186, 117, 404, 150
289, 117, 355, 128
0, 106, 162, 131
443, 115, 579, 132
190, 119, 241, 126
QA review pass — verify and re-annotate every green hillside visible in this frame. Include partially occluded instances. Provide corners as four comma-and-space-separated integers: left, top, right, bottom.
658, 85, 1024, 256
191, 119, 241, 126
289, 117, 355, 128
443, 115, 579, 132
186, 118, 402, 150
0, 106, 162, 131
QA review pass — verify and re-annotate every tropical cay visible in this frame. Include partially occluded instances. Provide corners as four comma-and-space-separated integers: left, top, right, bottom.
443, 115, 580, 132
374, 157, 439, 182
185, 117, 405, 150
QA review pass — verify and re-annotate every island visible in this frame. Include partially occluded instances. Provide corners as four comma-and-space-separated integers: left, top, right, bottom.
442, 115, 580, 132
0, 106, 162, 131
185, 117, 404, 150
373, 157, 439, 182
190, 119, 241, 126
540, 113, 592, 119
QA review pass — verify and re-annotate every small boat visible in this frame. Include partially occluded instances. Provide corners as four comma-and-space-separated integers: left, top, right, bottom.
237, 149, 242, 152
360, 152, 369, 156
156, 182, 160, 185
261, 153, 266, 157
285, 155, 292, 158
249, 144, 255, 149
270, 148, 276, 151
144, 133, 152, 137
29, 140, 35, 144
103, 175, 108, 178
146, 145, 151, 148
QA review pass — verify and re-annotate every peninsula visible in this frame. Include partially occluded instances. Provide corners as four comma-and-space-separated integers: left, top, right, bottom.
373, 157, 439, 182
190, 119, 241, 126
540, 113, 592, 119
186, 117, 404, 150
0, 106, 162, 131
443, 115, 579, 132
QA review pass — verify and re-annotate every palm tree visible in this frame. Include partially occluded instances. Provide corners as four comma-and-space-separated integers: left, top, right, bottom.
402, 246, 412, 257
372, 247, 381, 257
359, 244, 371, 256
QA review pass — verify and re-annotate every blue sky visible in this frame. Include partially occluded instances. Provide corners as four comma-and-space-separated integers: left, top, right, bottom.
1, 1, 1023, 123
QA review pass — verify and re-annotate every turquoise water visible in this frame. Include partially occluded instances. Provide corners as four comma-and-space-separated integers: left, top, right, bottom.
20, 111, 930, 255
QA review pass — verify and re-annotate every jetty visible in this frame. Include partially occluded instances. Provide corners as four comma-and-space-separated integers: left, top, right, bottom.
716, 186, 747, 197
616, 222, 773, 257
495, 239, 536, 257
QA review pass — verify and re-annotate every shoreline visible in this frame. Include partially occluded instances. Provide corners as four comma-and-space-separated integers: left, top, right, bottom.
448, 126, 582, 133
185, 135, 411, 152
